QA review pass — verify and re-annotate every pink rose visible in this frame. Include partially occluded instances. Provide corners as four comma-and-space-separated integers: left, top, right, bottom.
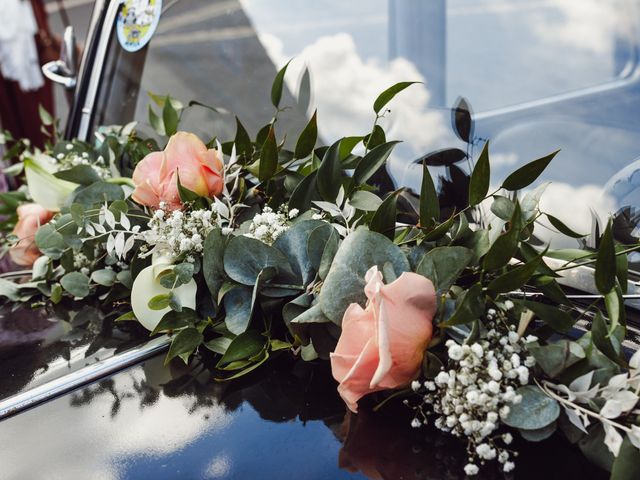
132, 132, 224, 210
9, 203, 56, 266
330, 266, 436, 412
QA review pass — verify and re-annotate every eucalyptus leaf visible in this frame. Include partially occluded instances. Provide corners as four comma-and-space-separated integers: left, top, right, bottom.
224, 235, 292, 286
203, 228, 226, 301
319, 228, 409, 324
442, 283, 484, 326
503, 385, 560, 430
60, 272, 90, 298
223, 285, 253, 335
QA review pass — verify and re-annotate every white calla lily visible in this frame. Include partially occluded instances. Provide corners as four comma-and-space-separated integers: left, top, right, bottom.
24, 153, 77, 211
131, 257, 197, 331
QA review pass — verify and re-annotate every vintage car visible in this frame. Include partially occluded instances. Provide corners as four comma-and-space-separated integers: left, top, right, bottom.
1, 1, 639, 478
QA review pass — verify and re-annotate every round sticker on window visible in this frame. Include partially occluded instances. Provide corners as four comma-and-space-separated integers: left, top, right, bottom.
117, 0, 162, 52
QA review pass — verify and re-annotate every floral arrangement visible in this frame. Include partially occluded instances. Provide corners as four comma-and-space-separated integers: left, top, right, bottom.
1, 66, 640, 478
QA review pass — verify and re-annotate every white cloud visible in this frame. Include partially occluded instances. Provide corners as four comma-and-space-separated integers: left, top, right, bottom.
0, 357, 234, 480
534, 182, 616, 248
260, 32, 452, 157
531, 0, 632, 55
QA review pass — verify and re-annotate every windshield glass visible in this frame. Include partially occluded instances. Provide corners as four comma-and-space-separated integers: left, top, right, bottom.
93, 0, 639, 260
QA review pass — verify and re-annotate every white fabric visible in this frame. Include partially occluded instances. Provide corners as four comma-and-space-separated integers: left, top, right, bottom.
0, 0, 45, 92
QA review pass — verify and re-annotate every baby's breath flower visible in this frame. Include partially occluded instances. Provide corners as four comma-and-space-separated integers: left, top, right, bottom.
244, 205, 292, 245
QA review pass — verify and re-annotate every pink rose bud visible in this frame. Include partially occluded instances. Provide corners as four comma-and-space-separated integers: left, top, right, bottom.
9, 203, 55, 266
132, 132, 224, 211
330, 266, 436, 412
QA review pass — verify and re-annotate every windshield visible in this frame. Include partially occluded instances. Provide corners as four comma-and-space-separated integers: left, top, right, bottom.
85, 0, 640, 260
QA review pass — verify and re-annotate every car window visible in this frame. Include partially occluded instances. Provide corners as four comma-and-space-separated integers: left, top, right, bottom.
92, 0, 640, 260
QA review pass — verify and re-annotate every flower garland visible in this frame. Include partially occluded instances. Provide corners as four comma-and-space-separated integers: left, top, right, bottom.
1, 66, 640, 478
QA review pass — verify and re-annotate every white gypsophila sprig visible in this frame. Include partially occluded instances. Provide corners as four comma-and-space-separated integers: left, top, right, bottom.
56, 147, 111, 180
244, 205, 295, 245
140, 202, 220, 261
539, 348, 640, 457
410, 309, 537, 476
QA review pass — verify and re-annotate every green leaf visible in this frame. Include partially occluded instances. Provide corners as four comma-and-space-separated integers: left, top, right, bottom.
148, 293, 172, 310
317, 140, 342, 201
218, 330, 266, 366
234, 117, 252, 159
611, 436, 640, 480
442, 283, 484, 326
204, 337, 233, 355
503, 385, 560, 430
605, 287, 625, 332
224, 235, 292, 286
349, 190, 382, 211
595, 219, 616, 294
370, 190, 400, 239
319, 228, 409, 324
616, 246, 629, 295
39, 104, 53, 126
60, 271, 90, 298
91, 268, 117, 287
483, 202, 522, 270
289, 171, 320, 211
546, 214, 586, 238
223, 286, 253, 334
54, 165, 102, 185
490, 196, 515, 220
73, 181, 124, 206
165, 327, 202, 365
487, 251, 544, 296
420, 162, 439, 228
519, 423, 557, 442
203, 229, 226, 301
527, 340, 585, 377
176, 173, 201, 203
423, 213, 456, 241
521, 300, 575, 333
258, 126, 278, 182
162, 96, 179, 136
151, 308, 197, 335
0, 278, 20, 301
148, 105, 164, 135
273, 219, 327, 285
363, 125, 386, 150
416, 246, 473, 294
502, 150, 559, 191
592, 311, 621, 363
373, 81, 420, 114
35, 223, 66, 259
352, 141, 400, 186
339, 136, 363, 160
468, 141, 490, 206
294, 110, 317, 159
271, 59, 292, 108
115, 311, 137, 322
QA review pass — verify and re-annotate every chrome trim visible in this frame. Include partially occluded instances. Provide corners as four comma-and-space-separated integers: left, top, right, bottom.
76, 0, 123, 141
0, 335, 170, 421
